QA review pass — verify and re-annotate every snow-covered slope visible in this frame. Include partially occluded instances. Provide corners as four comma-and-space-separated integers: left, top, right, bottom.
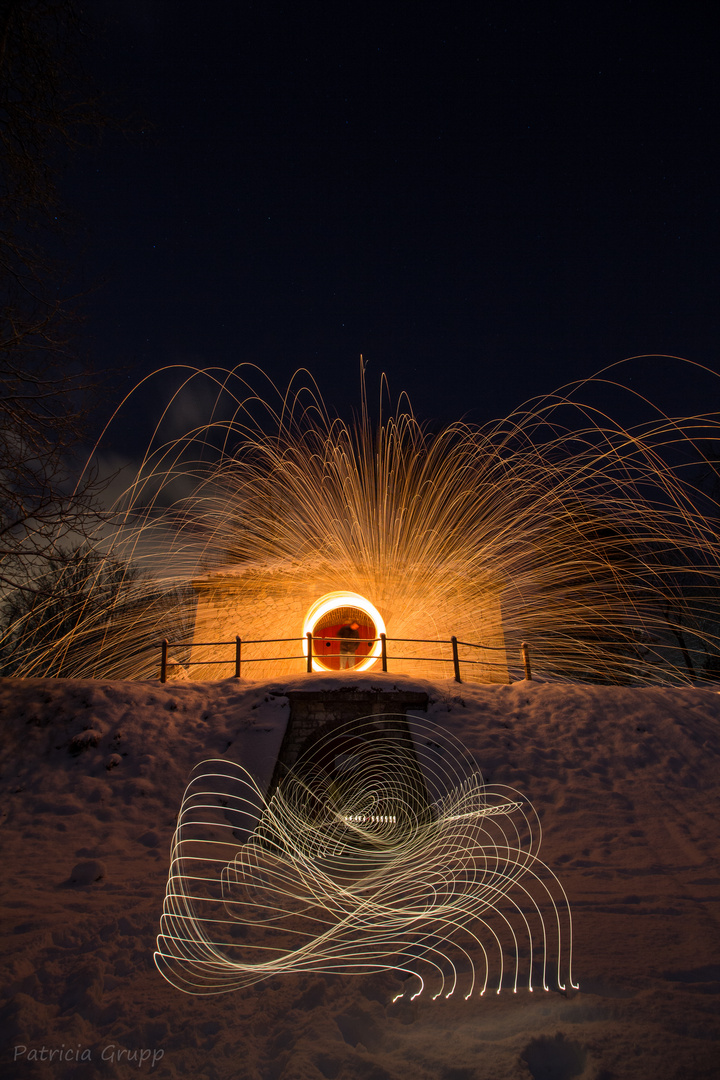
1, 674, 719, 1079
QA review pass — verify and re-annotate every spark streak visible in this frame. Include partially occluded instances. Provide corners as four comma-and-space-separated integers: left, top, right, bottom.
3, 360, 719, 683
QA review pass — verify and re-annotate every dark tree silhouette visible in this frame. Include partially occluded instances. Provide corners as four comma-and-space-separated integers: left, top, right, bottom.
0, 545, 195, 678
0, 1, 108, 591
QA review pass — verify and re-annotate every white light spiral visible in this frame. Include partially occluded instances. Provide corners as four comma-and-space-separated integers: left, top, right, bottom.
155, 715, 577, 1000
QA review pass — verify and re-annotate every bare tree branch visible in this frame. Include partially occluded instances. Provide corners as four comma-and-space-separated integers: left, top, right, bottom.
0, 1, 112, 591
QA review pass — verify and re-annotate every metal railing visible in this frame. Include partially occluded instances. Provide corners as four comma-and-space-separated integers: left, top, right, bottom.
159, 633, 532, 684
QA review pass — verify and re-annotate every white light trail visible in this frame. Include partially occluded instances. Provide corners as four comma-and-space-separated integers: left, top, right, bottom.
155, 714, 577, 1000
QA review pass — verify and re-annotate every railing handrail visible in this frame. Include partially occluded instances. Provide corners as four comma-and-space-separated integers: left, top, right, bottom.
159, 633, 528, 686
454, 639, 508, 652
170, 634, 379, 648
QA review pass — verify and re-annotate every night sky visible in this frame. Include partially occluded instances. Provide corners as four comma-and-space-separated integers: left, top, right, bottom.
64, 1, 719, 459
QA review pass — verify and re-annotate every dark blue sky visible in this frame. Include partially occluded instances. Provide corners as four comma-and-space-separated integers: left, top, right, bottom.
66, 1, 719, 456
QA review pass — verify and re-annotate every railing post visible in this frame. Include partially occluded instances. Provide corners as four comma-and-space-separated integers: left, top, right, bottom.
451, 636, 461, 683
306, 632, 313, 673
160, 638, 168, 683
521, 641, 532, 681
380, 632, 387, 672
235, 636, 242, 678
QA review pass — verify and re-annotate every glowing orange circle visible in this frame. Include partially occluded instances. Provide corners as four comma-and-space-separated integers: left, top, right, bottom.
303, 592, 386, 673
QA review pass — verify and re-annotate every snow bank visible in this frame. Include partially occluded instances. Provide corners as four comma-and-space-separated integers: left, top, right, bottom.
1, 673, 719, 1079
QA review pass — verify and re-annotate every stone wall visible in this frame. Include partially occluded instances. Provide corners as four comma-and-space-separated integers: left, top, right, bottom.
189, 561, 508, 682
274, 689, 430, 777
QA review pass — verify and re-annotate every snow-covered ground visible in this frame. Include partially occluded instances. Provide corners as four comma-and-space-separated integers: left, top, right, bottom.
1, 673, 719, 1080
